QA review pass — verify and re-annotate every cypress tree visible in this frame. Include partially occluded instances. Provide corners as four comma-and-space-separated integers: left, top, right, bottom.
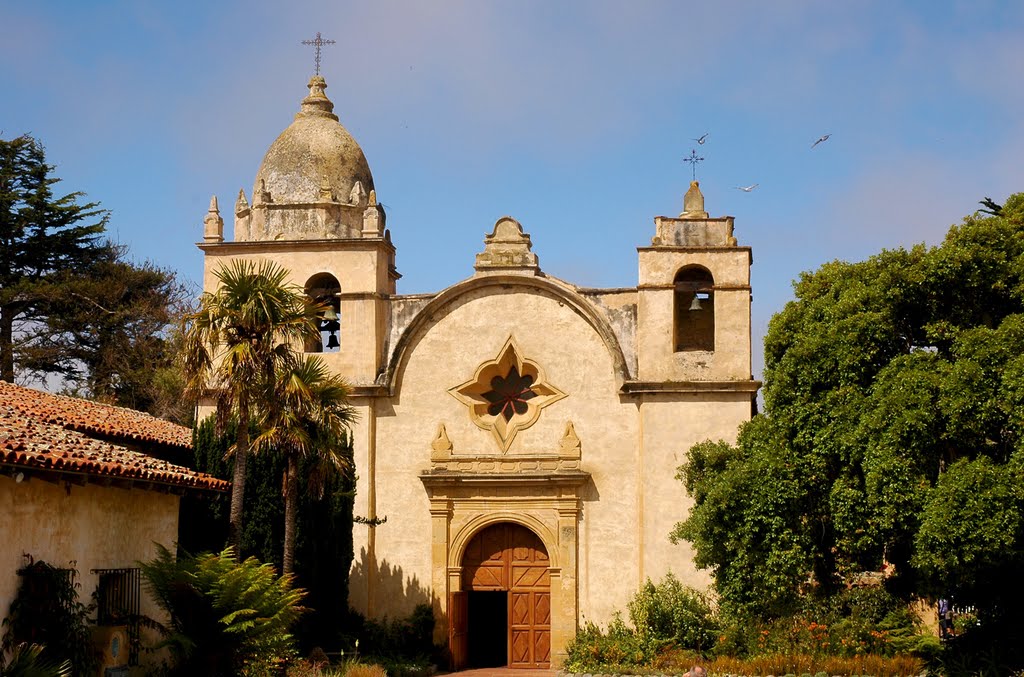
0, 134, 109, 382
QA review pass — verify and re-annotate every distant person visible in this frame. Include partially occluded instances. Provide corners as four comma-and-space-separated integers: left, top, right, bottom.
938, 598, 952, 639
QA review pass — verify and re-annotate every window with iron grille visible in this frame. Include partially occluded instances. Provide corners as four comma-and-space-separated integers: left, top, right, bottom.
92, 567, 141, 665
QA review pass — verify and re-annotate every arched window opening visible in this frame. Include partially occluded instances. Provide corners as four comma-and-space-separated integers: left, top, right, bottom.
674, 266, 715, 352
304, 273, 341, 353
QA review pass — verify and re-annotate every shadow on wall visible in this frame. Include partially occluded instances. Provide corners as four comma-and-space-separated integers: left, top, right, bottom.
349, 547, 434, 620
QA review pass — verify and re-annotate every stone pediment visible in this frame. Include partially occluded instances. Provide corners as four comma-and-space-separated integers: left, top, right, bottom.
474, 217, 540, 274
428, 421, 583, 476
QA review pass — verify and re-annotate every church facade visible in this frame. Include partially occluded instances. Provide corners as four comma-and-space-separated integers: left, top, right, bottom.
198, 75, 758, 668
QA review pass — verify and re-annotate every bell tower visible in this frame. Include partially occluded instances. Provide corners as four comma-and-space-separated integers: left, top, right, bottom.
198, 75, 398, 387
635, 181, 753, 385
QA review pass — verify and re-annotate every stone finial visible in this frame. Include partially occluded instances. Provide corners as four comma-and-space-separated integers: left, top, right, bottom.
253, 179, 272, 206
474, 216, 540, 275
203, 195, 224, 242
362, 201, 386, 237
235, 188, 250, 214
349, 180, 367, 205
680, 181, 709, 219
319, 176, 335, 202
430, 423, 453, 460
234, 189, 251, 241
368, 189, 377, 206
297, 75, 339, 121
559, 421, 581, 458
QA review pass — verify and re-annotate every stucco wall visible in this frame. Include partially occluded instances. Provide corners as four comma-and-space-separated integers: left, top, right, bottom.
349, 280, 748, 630
0, 476, 178, 628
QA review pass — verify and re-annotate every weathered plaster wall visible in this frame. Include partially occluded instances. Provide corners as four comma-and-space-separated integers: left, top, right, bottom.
0, 476, 178, 629
636, 394, 750, 588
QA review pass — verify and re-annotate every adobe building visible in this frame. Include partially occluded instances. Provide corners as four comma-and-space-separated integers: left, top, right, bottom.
197, 74, 758, 668
0, 381, 229, 673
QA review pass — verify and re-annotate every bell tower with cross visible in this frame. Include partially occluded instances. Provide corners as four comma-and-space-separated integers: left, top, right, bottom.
633, 145, 755, 387
198, 32, 397, 389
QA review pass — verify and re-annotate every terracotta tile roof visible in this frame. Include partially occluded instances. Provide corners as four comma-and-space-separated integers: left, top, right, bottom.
0, 381, 229, 492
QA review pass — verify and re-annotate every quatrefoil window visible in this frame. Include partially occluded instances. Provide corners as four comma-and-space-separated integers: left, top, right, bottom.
449, 337, 566, 452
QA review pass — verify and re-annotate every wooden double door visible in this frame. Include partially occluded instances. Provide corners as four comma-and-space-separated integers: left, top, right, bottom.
451, 523, 551, 669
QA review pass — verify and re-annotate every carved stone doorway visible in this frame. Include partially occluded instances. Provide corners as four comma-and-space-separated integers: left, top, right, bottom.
458, 522, 551, 669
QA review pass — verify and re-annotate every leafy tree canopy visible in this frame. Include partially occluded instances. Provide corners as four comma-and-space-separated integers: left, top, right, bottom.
674, 194, 1024, 630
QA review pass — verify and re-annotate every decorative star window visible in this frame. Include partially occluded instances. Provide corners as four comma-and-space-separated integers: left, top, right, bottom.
449, 337, 566, 452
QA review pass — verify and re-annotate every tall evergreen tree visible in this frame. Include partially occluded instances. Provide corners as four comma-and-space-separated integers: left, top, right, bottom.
24, 245, 192, 420
0, 134, 108, 382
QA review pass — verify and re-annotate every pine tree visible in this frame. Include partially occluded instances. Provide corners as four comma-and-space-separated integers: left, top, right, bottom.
0, 135, 109, 382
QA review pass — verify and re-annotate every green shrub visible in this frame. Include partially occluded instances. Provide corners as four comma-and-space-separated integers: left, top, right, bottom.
140, 545, 305, 676
0, 559, 97, 675
345, 603, 438, 665
628, 573, 719, 653
564, 614, 658, 672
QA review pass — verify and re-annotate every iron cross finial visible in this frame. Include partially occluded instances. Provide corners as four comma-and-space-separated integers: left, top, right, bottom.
683, 149, 705, 182
301, 32, 336, 76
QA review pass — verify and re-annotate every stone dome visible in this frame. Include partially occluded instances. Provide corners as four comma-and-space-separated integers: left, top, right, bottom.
253, 76, 374, 207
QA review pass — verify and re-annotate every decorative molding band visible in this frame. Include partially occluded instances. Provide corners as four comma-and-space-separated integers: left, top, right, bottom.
419, 470, 591, 489
348, 385, 390, 398
197, 238, 394, 254
428, 454, 583, 474
620, 379, 761, 395
636, 283, 751, 291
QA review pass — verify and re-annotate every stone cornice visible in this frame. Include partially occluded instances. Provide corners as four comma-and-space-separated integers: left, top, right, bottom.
197, 237, 395, 255
419, 470, 591, 489
637, 283, 751, 291
348, 385, 390, 398
637, 245, 753, 254
620, 379, 761, 395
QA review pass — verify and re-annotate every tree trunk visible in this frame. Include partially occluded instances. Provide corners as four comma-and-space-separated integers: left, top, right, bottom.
0, 306, 14, 382
283, 454, 299, 575
228, 398, 249, 554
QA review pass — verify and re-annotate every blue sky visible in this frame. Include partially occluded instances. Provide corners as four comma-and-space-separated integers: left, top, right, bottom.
3, 1, 1023, 378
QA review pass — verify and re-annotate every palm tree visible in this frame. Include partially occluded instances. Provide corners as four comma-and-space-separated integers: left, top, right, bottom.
180, 260, 317, 550
254, 355, 356, 574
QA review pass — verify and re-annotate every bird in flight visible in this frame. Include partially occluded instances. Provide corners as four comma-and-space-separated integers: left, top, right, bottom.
693, 133, 709, 145
811, 133, 831, 148
735, 184, 759, 192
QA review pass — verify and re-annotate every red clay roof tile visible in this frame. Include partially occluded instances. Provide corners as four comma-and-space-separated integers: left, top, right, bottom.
0, 381, 228, 492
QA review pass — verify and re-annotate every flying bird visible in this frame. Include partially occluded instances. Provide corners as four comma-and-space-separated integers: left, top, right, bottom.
735, 184, 759, 192
693, 133, 709, 145
811, 133, 831, 149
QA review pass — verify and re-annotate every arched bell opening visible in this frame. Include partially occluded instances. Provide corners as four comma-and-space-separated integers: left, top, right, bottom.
455, 522, 551, 669
304, 272, 341, 353
673, 265, 715, 352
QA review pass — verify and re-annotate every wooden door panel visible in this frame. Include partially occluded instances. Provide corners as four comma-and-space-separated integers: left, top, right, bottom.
462, 523, 551, 669
511, 565, 549, 589
534, 629, 551, 663
534, 592, 550, 624
449, 591, 468, 671
510, 629, 531, 665
510, 591, 531, 625
468, 564, 505, 589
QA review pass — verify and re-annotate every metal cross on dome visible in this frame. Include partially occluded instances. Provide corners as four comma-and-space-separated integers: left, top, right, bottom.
683, 148, 705, 182
301, 32, 336, 76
